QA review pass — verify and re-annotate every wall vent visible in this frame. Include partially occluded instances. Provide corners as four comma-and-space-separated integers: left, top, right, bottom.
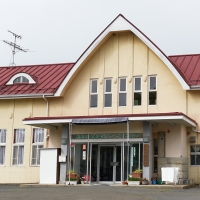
190, 136, 196, 143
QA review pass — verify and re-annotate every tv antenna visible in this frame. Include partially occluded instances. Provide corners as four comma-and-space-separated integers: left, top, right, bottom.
3, 30, 28, 66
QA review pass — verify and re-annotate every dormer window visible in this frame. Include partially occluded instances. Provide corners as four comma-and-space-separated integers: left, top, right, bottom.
13, 76, 29, 84
6, 73, 36, 85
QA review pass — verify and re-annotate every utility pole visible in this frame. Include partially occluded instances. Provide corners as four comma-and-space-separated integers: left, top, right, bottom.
3, 30, 27, 66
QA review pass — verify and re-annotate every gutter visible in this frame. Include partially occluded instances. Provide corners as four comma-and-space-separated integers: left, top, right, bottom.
190, 85, 200, 90
192, 127, 200, 133
0, 93, 54, 99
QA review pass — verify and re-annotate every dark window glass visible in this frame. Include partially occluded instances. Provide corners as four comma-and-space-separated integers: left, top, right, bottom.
191, 155, 195, 165
119, 93, 126, 106
106, 79, 111, 92
120, 79, 126, 91
135, 78, 141, 91
150, 77, 156, 90
13, 77, 21, 83
149, 92, 156, 105
13, 76, 29, 83
196, 155, 200, 165
134, 92, 141, 105
105, 94, 112, 107
91, 80, 97, 93
22, 77, 29, 83
90, 94, 97, 107
190, 146, 195, 152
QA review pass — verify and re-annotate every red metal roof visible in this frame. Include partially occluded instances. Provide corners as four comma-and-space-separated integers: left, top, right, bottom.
168, 54, 200, 86
0, 63, 74, 96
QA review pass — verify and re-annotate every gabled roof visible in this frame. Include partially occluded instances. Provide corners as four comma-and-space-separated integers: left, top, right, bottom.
168, 54, 200, 88
55, 14, 190, 96
0, 63, 74, 98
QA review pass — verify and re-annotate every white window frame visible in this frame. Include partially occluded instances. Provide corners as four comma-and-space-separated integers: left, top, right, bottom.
104, 78, 112, 107
31, 128, 44, 166
190, 145, 200, 166
12, 129, 25, 166
148, 75, 157, 105
133, 76, 142, 106
118, 77, 127, 107
0, 129, 6, 166
90, 79, 98, 108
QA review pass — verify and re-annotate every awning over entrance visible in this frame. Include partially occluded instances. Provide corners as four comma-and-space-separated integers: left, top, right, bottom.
22, 112, 197, 128
72, 117, 128, 124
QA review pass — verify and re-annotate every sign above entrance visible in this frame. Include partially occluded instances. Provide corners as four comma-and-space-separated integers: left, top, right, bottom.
72, 133, 143, 140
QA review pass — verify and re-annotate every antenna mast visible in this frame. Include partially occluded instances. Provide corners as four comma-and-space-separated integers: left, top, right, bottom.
3, 30, 27, 66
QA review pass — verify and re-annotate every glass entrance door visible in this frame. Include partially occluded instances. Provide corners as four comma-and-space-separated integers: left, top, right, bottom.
99, 146, 114, 181
90, 144, 122, 183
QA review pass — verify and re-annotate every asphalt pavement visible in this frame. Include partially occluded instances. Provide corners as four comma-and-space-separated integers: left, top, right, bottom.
0, 184, 200, 200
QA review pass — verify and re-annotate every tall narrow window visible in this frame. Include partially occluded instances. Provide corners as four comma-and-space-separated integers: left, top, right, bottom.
12, 129, 25, 165
119, 78, 127, 106
0, 129, 6, 165
104, 79, 112, 107
31, 128, 44, 166
90, 79, 98, 108
190, 145, 200, 166
149, 76, 157, 105
133, 77, 142, 106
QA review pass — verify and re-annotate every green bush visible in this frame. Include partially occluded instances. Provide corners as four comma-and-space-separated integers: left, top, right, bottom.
66, 177, 78, 181
128, 177, 141, 181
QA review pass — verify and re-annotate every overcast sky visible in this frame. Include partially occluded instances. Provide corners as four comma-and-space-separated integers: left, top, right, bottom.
0, 0, 200, 67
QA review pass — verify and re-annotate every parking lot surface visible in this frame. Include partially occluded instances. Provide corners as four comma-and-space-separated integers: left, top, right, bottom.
0, 184, 200, 200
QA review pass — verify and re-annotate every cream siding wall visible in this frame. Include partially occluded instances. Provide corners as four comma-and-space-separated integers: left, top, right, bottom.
61, 31, 186, 117
0, 99, 49, 183
72, 121, 142, 134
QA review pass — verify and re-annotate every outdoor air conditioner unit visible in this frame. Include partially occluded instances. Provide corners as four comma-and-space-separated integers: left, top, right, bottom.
190, 136, 196, 143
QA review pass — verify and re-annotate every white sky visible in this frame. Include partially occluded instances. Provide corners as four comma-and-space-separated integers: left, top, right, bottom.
0, 0, 200, 67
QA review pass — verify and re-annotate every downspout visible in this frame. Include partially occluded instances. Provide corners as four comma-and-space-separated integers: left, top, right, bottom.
43, 95, 49, 146
43, 95, 49, 117
127, 120, 130, 181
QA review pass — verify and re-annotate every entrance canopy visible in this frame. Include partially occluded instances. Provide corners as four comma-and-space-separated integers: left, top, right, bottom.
23, 112, 196, 129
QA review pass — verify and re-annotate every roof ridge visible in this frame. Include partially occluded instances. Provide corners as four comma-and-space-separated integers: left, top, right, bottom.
0, 62, 75, 68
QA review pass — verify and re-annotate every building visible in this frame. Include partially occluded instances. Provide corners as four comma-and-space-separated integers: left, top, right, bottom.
0, 14, 200, 184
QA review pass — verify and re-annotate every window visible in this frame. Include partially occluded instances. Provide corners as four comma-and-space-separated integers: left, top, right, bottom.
0, 129, 6, 165
104, 79, 112, 107
190, 145, 200, 166
149, 76, 157, 105
13, 76, 29, 83
133, 77, 142, 106
31, 128, 44, 166
119, 78, 127, 106
12, 129, 25, 165
90, 79, 98, 108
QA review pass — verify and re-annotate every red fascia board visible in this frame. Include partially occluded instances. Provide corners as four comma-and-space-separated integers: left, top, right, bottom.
23, 112, 197, 125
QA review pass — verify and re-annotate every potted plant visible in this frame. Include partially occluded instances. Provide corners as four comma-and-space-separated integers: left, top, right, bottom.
141, 177, 148, 185
132, 169, 142, 178
66, 177, 78, 185
66, 170, 79, 185
128, 175, 141, 185
67, 170, 78, 179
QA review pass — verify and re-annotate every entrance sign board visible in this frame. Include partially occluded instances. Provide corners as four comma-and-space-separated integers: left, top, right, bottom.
143, 144, 149, 167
